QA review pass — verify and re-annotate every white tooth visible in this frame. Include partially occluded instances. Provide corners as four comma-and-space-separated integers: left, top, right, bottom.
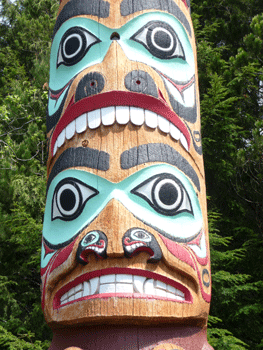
126, 246, 132, 252
100, 274, 115, 284
53, 140, 58, 156
90, 277, 99, 295
116, 274, 133, 283
155, 288, 167, 297
116, 106, 129, 124
154, 280, 166, 291
101, 106, 115, 125
61, 298, 68, 305
158, 115, 169, 133
65, 120, 75, 139
116, 283, 133, 293
144, 279, 155, 295
175, 289, 185, 298
68, 287, 75, 297
88, 109, 101, 129
83, 281, 90, 297
166, 291, 179, 300
145, 110, 157, 128
170, 123, 180, 140
57, 129, 66, 147
75, 291, 83, 300
75, 283, 83, 293
180, 133, 189, 151
167, 285, 176, 294
68, 294, 75, 302
182, 81, 195, 107
133, 276, 146, 294
130, 107, 144, 126
60, 292, 68, 302
99, 283, 115, 294
76, 113, 87, 133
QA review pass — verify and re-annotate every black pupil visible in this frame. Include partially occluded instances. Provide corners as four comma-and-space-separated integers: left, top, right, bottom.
159, 183, 178, 206
65, 36, 80, 56
84, 234, 95, 244
135, 231, 146, 239
153, 30, 172, 49
60, 189, 76, 211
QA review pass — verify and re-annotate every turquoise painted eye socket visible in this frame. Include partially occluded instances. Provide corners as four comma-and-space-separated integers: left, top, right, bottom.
52, 177, 99, 221
57, 26, 101, 67
131, 173, 192, 217
131, 21, 185, 60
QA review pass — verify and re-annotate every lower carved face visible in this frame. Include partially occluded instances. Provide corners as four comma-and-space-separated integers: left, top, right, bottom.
41, 126, 211, 328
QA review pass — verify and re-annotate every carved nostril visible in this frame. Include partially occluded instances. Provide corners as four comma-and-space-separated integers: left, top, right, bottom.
110, 32, 120, 40
136, 80, 141, 85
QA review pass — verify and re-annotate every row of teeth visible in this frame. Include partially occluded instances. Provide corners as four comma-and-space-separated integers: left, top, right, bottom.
60, 273, 185, 305
53, 106, 189, 156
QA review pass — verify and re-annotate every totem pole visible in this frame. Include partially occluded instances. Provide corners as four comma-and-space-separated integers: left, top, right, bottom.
41, 0, 213, 349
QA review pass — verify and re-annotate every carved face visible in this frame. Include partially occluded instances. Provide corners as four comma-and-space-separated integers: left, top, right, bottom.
42, 0, 211, 329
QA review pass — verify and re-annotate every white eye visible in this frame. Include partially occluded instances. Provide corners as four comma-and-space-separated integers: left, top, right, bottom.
52, 178, 98, 221
131, 21, 185, 60
57, 27, 100, 67
131, 173, 192, 216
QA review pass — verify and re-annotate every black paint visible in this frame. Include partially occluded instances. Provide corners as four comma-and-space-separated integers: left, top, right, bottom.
47, 147, 110, 193
125, 70, 158, 97
77, 230, 108, 264
120, 143, 200, 191
47, 90, 69, 133
202, 268, 210, 288
53, 0, 110, 37
120, 0, 192, 37
75, 72, 105, 102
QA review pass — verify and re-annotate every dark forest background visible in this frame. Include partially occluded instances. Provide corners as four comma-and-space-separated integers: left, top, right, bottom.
0, 0, 262, 348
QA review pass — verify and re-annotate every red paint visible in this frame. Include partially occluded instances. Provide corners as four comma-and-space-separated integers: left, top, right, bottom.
50, 80, 71, 100
43, 240, 55, 258
123, 237, 146, 246
158, 235, 196, 270
50, 91, 191, 155
53, 267, 192, 309
49, 240, 76, 274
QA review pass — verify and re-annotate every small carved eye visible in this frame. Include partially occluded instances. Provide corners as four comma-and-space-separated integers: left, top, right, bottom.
57, 27, 100, 67
52, 178, 98, 221
131, 173, 192, 216
131, 21, 185, 60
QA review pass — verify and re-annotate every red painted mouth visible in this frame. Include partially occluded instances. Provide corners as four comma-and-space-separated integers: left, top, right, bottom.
53, 267, 192, 309
50, 91, 191, 156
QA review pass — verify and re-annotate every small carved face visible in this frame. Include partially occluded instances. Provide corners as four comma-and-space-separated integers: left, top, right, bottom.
42, 0, 211, 329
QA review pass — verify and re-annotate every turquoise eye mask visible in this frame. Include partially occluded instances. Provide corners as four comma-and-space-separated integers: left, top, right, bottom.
42, 164, 202, 267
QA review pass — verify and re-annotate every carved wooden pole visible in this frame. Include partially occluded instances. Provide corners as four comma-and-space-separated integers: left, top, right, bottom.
41, 0, 213, 349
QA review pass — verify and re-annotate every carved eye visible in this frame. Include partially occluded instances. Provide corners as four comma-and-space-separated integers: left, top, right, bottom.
52, 178, 98, 221
131, 21, 185, 60
131, 173, 192, 216
57, 27, 100, 67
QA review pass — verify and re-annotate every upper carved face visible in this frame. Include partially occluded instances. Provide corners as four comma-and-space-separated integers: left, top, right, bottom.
42, 0, 211, 329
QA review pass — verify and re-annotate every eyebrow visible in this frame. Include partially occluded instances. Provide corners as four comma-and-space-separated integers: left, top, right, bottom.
120, 0, 192, 37
47, 147, 110, 192
120, 143, 200, 191
53, 0, 110, 37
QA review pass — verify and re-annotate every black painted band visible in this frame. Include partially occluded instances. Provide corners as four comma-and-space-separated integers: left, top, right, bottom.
120, 143, 200, 191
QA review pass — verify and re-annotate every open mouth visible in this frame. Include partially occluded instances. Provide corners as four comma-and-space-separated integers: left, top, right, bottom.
50, 91, 191, 157
53, 267, 192, 309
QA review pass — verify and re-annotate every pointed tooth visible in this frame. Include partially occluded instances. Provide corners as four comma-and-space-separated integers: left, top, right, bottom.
83, 281, 90, 297
144, 279, 155, 295
116, 274, 132, 283
145, 110, 157, 128
65, 120, 75, 139
130, 107, 144, 126
158, 115, 169, 133
101, 106, 115, 125
116, 283, 133, 293
170, 123, 180, 140
116, 106, 129, 124
53, 140, 58, 156
133, 276, 146, 294
100, 274, 115, 284
57, 129, 66, 147
76, 113, 87, 133
99, 283, 115, 294
180, 133, 189, 151
88, 109, 101, 129
90, 277, 99, 295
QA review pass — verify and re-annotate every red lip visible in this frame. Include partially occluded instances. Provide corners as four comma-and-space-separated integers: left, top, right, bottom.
53, 267, 192, 309
50, 91, 191, 156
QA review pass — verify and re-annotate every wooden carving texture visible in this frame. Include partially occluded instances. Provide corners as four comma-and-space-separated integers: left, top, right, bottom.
41, 0, 214, 349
